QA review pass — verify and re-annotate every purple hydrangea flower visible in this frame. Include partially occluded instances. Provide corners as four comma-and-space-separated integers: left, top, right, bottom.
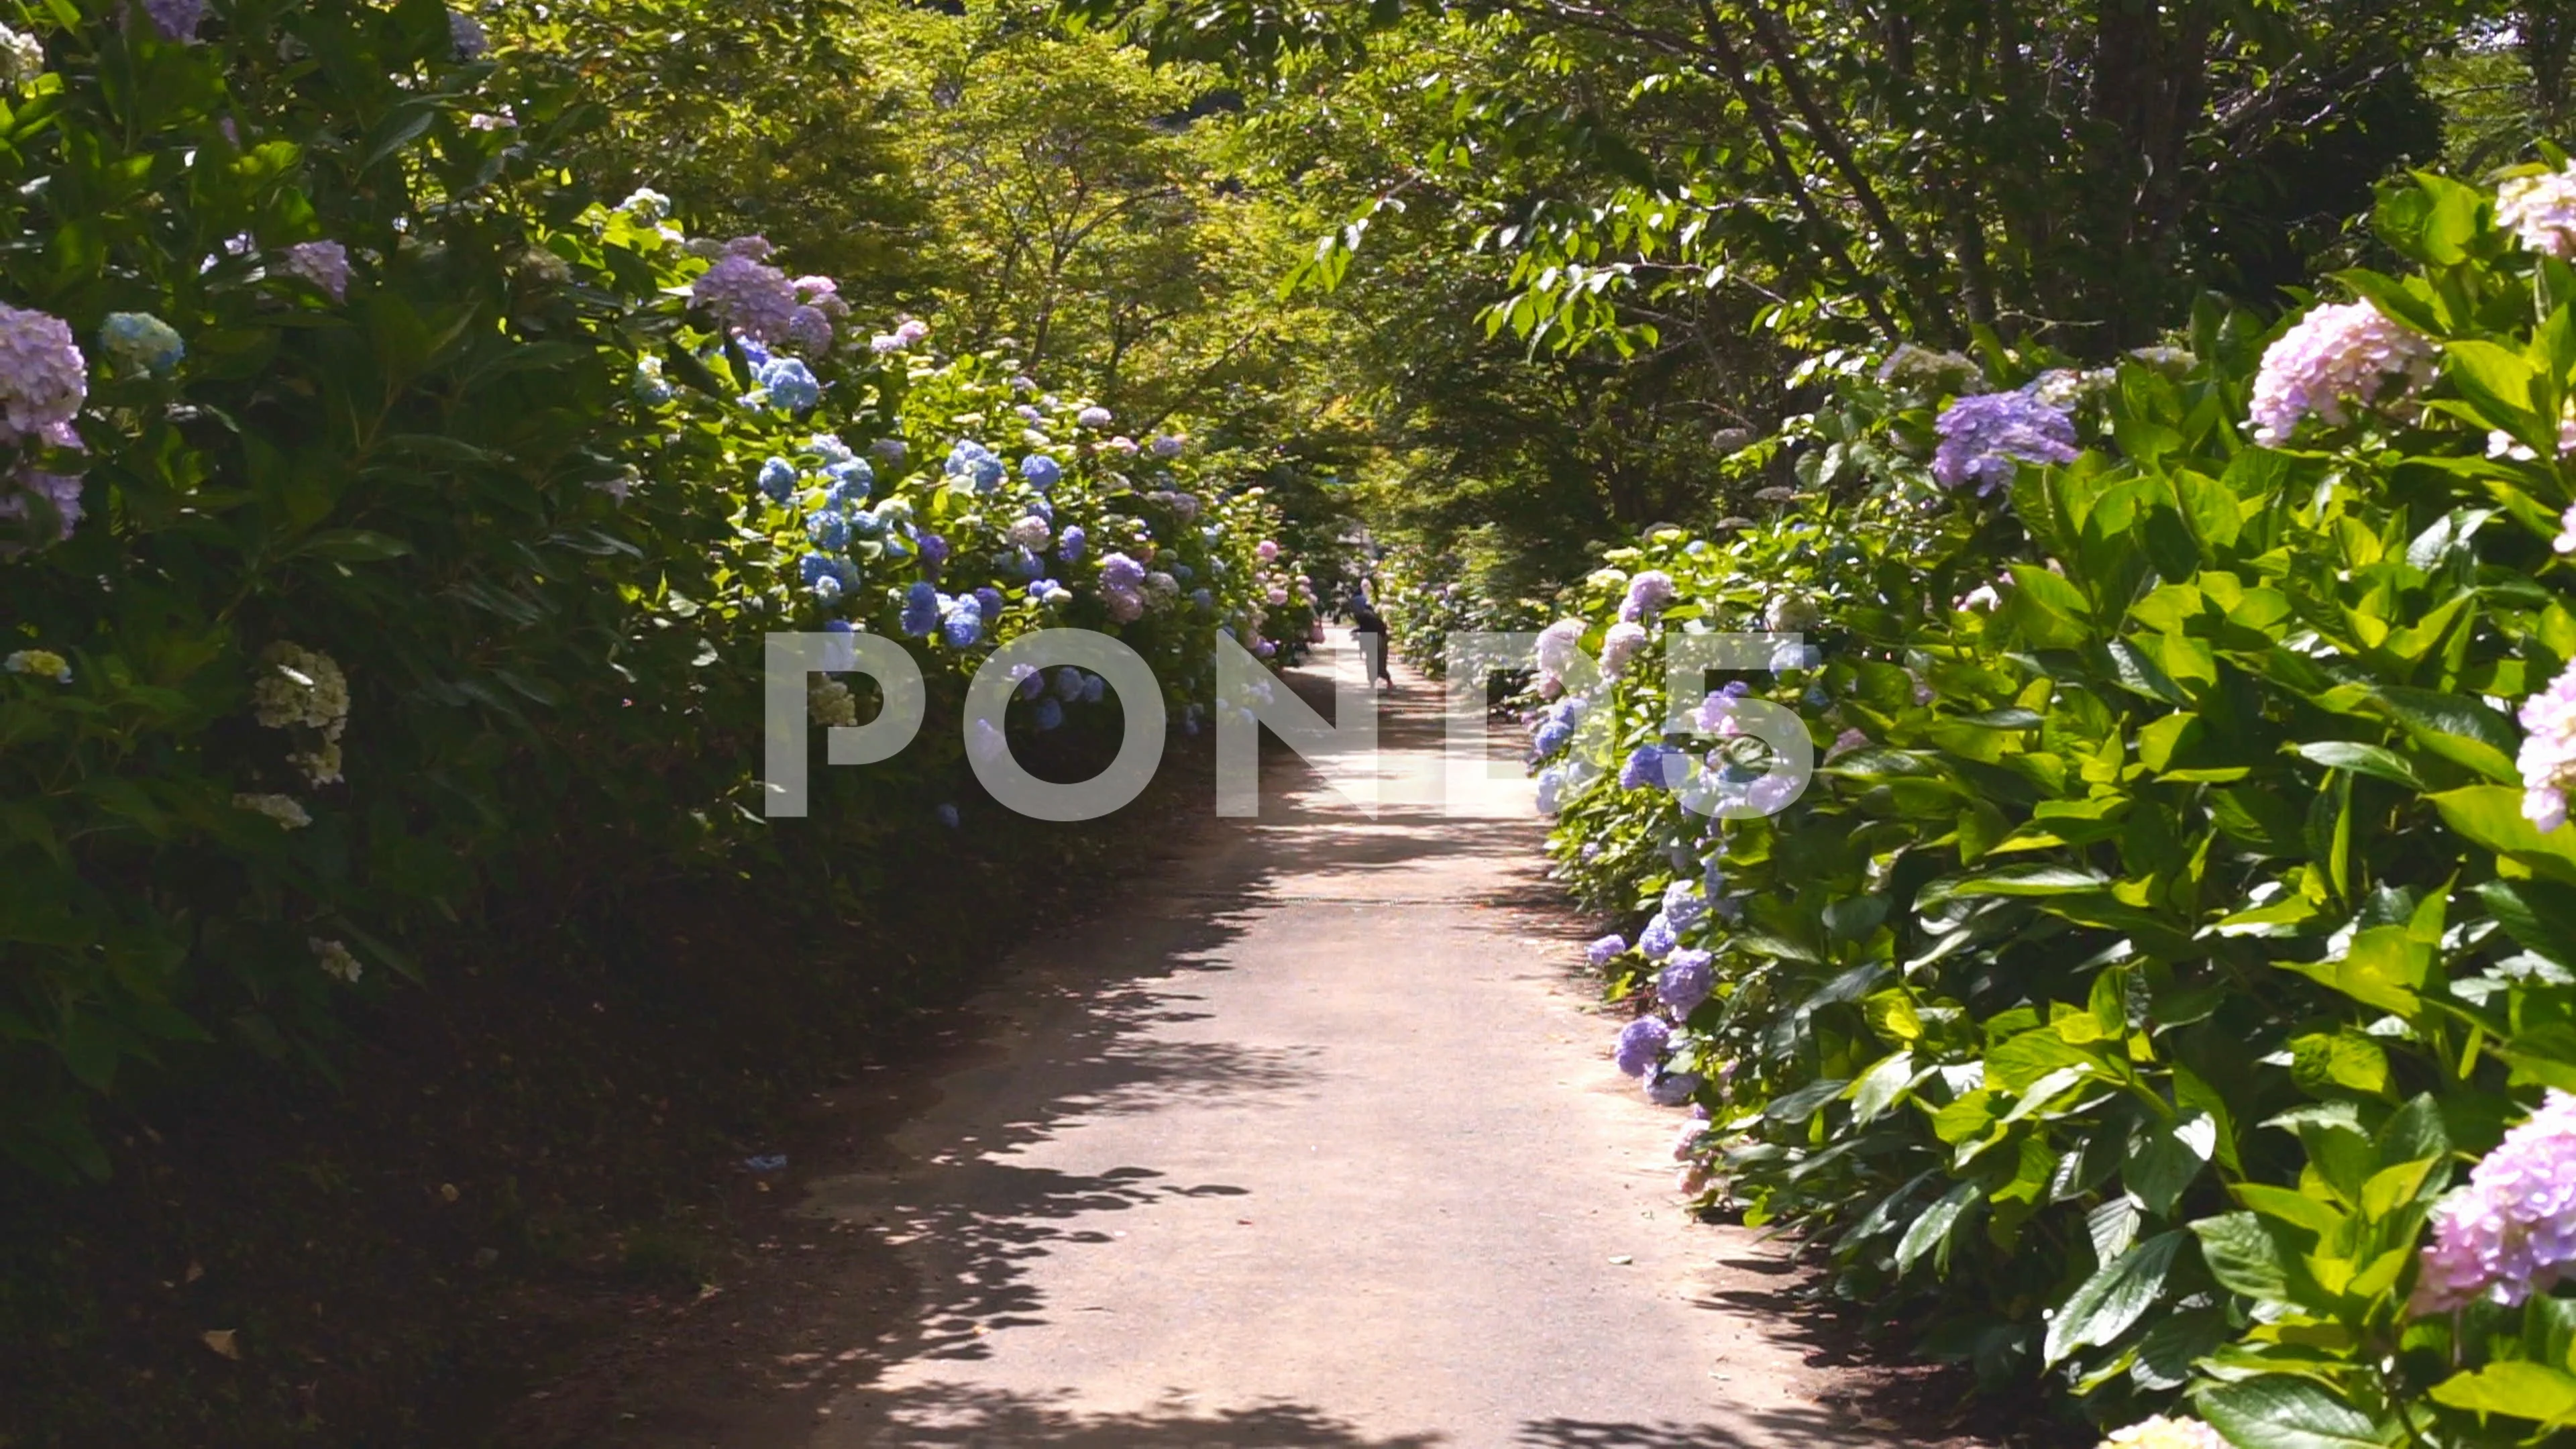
1100, 552, 1146, 592
1613, 1017, 1671, 1078
1585, 934, 1627, 967
1656, 949, 1715, 1014
917, 531, 949, 573
141, 0, 203, 42
2519, 658, 2576, 831
0, 305, 87, 441
1662, 879, 1707, 932
1932, 390, 2078, 494
1646, 1069, 1705, 1106
449, 9, 487, 58
1638, 912, 1677, 961
1077, 405, 1112, 429
1033, 697, 1065, 731
935, 802, 960, 828
278, 240, 351, 301
869, 437, 908, 465
692, 251, 799, 343
1022, 454, 1063, 490
1619, 570, 1675, 623
2414, 1089, 2576, 1313
1057, 525, 1087, 563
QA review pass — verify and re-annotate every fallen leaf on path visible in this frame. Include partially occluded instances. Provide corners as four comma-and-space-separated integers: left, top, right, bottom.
1608, 1254, 1633, 1265
201, 1330, 241, 1360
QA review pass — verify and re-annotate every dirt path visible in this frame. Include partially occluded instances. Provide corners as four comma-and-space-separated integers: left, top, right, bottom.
529, 650, 1946, 1448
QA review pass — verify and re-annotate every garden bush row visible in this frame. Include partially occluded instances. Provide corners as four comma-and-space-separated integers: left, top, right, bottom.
1413, 160, 2576, 1446
0, 0, 1314, 1183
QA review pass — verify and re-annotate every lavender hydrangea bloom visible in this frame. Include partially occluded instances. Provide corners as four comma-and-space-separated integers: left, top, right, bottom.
1586, 934, 1627, 967
917, 531, 950, 573
2519, 657, 2576, 832
0, 464, 81, 551
900, 581, 941, 637
1022, 454, 1063, 490
2246, 301, 2433, 445
1613, 1017, 1671, 1077
1662, 880, 1708, 932
2413, 1089, 2576, 1313
142, 0, 204, 42
1057, 524, 1087, 564
1077, 405, 1112, 429
1620, 570, 1675, 623
1638, 912, 1677, 961
1053, 667, 1087, 702
1101, 552, 1146, 592
940, 594, 984, 647
1645, 1070, 1705, 1107
1016, 667, 1046, 700
1033, 698, 1065, 731
280, 241, 352, 301
692, 252, 799, 343
870, 437, 908, 465
0, 305, 87, 441
1656, 949, 1715, 1014
1931, 390, 2078, 494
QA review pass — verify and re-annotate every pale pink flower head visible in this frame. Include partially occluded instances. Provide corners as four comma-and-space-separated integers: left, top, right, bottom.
2246, 301, 2432, 445
2497, 164, 2576, 260
280, 239, 350, 301
0, 304, 85, 441
2519, 657, 2576, 833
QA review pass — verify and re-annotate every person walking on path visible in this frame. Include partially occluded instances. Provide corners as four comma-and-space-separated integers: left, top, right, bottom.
1347, 587, 1394, 690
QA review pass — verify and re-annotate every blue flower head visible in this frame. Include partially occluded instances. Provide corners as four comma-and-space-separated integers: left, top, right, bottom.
870, 437, 908, 465
849, 508, 884, 539
1053, 667, 1087, 702
806, 511, 850, 550
1613, 1017, 1670, 1077
1034, 697, 1065, 731
974, 586, 1005, 621
797, 552, 839, 587
1191, 588, 1214, 612
934, 802, 960, 828
736, 335, 773, 369
757, 457, 798, 502
1656, 949, 1715, 1014
900, 581, 942, 637
1620, 743, 1684, 792
1646, 1069, 1705, 1107
1022, 453, 1063, 490
1638, 911, 1678, 960
944, 440, 1006, 492
1662, 879, 1709, 932
825, 457, 875, 502
811, 573, 843, 603
1016, 667, 1046, 700
940, 594, 984, 647
809, 432, 855, 464
1081, 674, 1106, 704
755, 357, 821, 413
1057, 525, 1087, 563
918, 531, 951, 573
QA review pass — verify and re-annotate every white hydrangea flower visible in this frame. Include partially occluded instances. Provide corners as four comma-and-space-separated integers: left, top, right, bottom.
252, 642, 350, 786
233, 793, 311, 828
0, 23, 44, 88
2099, 1417, 2229, 1449
809, 678, 857, 728
310, 937, 362, 983
2497, 163, 2576, 260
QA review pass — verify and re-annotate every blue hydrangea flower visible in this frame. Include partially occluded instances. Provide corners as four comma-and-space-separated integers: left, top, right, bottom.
1082, 674, 1106, 704
735, 335, 773, 369
811, 573, 843, 603
1613, 1017, 1671, 1077
940, 594, 984, 647
826, 456, 875, 494
918, 531, 950, 573
758, 456, 797, 502
1057, 525, 1087, 563
944, 440, 1006, 492
807, 511, 850, 550
1029, 577, 1069, 605
810, 432, 855, 464
100, 312, 184, 376
974, 585, 1004, 621
1022, 453, 1063, 490
1053, 667, 1087, 702
797, 553, 838, 587
754, 356, 820, 413
849, 508, 884, 539
633, 356, 674, 405
1620, 743, 1684, 792
1585, 934, 1627, 967
1656, 950, 1715, 1014
1034, 697, 1065, 731
935, 802, 960, 828
1646, 1069, 1705, 1106
1191, 588, 1214, 612
1536, 765, 1567, 814
900, 581, 941, 637
869, 437, 908, 465
1770, 642, 1822, 672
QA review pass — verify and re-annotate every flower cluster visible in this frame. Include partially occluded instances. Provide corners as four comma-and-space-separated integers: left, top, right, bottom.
1612, 1016, 1670, 1077
311, 937, 362, 984
2412, 1088, 2576, 1313
0, 304, 87, 441
692, 241, 805, 343
1619, 742, 1684, 792
0, 24, 42, 87
1585, 933, 1627, 967
233, 793, 311, 829
1655, 949, 1714, 1014
2245, 300, 2432, 445
1600, 621, 1648, 678
251, 642, 351, 785
1931, 390, 2078, 494
810, 678, 857, 728
2518, 657, 2576, 832
1534, 618, 1587, 693
100, 313, 183, 377
2496, 162, 2576, 260
141, 0, 204, 43
2098, 1417, 2229, 1449
276, 239, 351, 302
3, 647, 69, 682
1618, 570, 1673, 623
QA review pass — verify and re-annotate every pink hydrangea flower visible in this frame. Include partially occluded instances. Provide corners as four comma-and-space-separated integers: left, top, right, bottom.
280, 240, 350, 301
2497, 164, 2576, 260
691, 250, 798, 342
2520, 658, 2576, 833
0, 305, 85, 441
2412, 1089, 2576, 1313
2246, 301, 2432, 445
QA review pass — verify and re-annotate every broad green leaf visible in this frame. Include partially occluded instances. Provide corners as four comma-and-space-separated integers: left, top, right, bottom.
2043, 1230, 2186, 1365
1895, 1179, 1982, 1274
2196, 1375, 2385, 1449
2427, 1360, 2576, 1424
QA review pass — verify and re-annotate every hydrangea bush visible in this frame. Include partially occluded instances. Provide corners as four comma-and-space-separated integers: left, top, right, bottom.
1422, 154, 2576, 1444
0, 1, 1312, 1182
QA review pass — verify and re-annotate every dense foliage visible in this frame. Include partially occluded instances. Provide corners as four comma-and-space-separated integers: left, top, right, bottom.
0, 0, 1319, 1184
1490, 166, 2576, 1444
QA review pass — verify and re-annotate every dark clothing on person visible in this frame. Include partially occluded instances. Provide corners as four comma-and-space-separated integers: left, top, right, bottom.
1348, 601, 1393, 685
